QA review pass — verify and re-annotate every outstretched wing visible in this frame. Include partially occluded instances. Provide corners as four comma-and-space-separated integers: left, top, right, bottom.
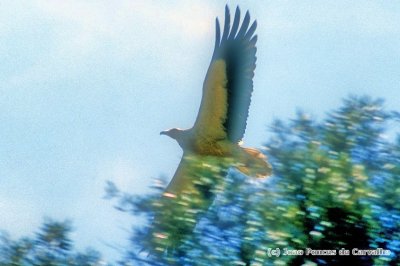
193, 6, 257, 143
164, 154, 228, 202
151, 154, 230, 253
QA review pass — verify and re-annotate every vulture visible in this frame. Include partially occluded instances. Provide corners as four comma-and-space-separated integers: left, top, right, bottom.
151, 6, 272, 254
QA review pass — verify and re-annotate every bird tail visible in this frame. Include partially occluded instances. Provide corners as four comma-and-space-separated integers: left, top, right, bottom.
235, 147, 272, 178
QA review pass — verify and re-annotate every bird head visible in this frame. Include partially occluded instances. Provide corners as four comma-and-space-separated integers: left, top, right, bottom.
160, 128, 183, 140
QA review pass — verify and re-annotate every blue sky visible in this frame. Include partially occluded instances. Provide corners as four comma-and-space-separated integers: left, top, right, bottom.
1, 0, 399, 262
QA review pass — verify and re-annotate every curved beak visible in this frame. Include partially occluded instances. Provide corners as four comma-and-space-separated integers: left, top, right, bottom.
160, 131, 167, 135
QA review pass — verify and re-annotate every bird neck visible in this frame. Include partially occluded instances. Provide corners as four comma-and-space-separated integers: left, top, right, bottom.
174, 129, 190, 149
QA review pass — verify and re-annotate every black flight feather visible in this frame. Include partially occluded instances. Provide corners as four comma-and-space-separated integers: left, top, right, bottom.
212, 6, 257, 143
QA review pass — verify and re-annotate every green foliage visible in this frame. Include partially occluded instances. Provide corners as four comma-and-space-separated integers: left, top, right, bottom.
0, 219, 110, 266
111, 96, 400, 265
264, 96, 395, 265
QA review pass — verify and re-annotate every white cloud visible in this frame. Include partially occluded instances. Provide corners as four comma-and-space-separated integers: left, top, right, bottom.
99, 158, 138, 189
3, 0, 218, 87
23, 0, 398, 80
94, 156, 153, 196
34, 0, 216, 58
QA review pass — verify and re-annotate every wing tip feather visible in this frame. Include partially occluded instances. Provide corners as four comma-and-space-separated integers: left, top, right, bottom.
206, 6, 259, 143
228, 6, 241, 40
222, 5, 231, 40
215, 17, 221, 49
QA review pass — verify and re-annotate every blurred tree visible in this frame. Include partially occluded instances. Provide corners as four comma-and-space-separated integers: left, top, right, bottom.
0, 219, 110, 266
108, 95, 399, 265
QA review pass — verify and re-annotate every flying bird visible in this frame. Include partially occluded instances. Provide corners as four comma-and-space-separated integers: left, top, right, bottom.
151, 6, 272, 255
